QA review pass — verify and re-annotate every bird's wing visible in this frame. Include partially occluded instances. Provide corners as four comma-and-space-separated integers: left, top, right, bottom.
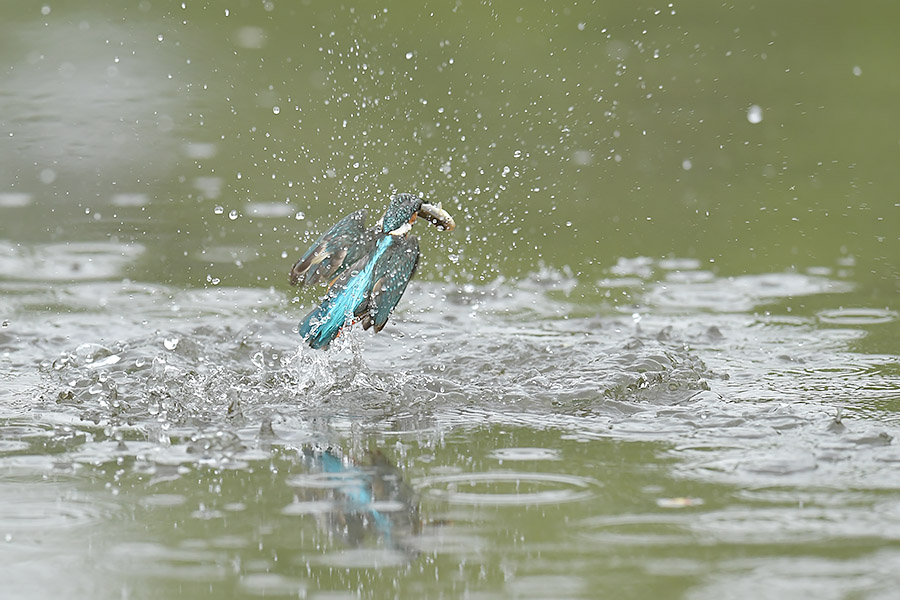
298, 252, 374, 348
361, 235, 420, 333
289, 209, 376, 287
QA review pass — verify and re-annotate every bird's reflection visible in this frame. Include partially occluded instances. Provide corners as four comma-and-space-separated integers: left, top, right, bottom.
296, 446, 421, 553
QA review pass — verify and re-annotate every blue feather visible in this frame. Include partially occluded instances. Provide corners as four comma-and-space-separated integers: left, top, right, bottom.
319, 450, 394, 542
299, 236, 395, 349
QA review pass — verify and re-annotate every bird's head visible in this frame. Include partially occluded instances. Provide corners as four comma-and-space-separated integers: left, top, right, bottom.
381, 192, 456, 236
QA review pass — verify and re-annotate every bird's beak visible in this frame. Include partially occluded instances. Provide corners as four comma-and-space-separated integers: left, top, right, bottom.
418, 202, 456, 232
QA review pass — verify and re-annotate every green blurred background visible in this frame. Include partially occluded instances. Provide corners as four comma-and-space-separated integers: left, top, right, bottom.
2, 0, 897, 297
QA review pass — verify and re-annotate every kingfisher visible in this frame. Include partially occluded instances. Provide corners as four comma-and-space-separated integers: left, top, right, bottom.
289, 193, 455, 349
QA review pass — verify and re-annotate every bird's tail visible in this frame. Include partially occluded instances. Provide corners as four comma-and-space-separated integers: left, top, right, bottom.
300, 301, 354, 350
299, 305, 332, 349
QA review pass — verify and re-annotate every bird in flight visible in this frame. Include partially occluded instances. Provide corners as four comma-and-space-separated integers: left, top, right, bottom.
289, 193, 455, 349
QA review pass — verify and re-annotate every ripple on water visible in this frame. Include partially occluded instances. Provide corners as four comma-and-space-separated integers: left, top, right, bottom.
694, 506, 900, 544
817, 307, 898, 326
0, 423, 53, 457
577, 513, 695, 548
0, 423, 54, 440
581, 501, 900, 556
0, 242, 144, 281
688, 550, 900, 600
488, 447, 562, 461
0, 485, 115, 533
280, 500, 334, 516
657, 257, 703, 271
238, 573, 307, 598
160, 287, 282, 318
107, 542, 229, 581
407, 528, 488, 556
417, 471, 598, 506
742, 454, 818, 475
139, 494, 188, 508
285, 471, 365, 491
0, 440, 30, 454
311, 548, 410, 569
648, 272, 852, 312
506, 575, 587, 598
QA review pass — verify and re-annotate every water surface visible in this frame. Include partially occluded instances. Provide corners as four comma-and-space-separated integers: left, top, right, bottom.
1, 2, 899, 599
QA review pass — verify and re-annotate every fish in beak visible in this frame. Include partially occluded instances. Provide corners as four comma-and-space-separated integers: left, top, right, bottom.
417, 202, 456, 232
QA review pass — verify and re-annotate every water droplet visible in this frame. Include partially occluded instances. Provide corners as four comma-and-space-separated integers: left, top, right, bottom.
405, 51, 414, 59
163, 338, 179, 350
157, 34, 164, 42
295, 211, 305, 220
852, 65, 862, 77
228, 209, 239, 220
818, 307, 897, 325
657, 496, 704, 508
272, 106, 281, 115
1, 320, 8, 328
747, 104, 763, 124
682, 159, 692, 170
214, 205, 224, 215
41, 5, 51, 15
